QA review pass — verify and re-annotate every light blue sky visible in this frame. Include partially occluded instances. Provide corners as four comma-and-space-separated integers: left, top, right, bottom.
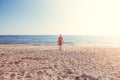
0, 0, 120, 35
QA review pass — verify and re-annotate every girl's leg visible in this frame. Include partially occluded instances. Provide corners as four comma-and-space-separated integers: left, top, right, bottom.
59, 45, 60, 51
60, 45, 62, 51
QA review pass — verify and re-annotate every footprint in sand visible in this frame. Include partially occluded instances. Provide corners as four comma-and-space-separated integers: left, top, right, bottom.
10, 73, 16, 79
18, 70, 25, 76
81, 74, 98, 80
36, 70, 44, 76
25, 73, 32, 79
75, 77, 80, 80
0, 70, 4, 76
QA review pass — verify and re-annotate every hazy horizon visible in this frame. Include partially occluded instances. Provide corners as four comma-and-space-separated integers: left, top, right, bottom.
0, 0, 120, 35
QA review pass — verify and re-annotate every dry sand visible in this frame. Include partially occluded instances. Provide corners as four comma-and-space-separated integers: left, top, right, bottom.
0, 45, 120, 80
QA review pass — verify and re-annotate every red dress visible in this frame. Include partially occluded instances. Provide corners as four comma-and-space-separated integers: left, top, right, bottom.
58, 37, 63, 45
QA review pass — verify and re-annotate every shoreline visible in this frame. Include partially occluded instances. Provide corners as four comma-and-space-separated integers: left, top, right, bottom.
0, 44, 120, 48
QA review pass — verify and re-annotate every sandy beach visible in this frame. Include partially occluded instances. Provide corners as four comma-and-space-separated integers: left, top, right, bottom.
0, 45, 120, 80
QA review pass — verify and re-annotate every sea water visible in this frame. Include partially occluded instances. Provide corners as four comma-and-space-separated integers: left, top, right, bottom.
0, 35, 120, 46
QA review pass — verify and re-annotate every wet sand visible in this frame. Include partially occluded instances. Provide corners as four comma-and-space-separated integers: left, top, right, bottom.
0, 45, 120, 80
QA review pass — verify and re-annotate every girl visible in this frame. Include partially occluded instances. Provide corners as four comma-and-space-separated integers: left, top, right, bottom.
58, 34, 63, 51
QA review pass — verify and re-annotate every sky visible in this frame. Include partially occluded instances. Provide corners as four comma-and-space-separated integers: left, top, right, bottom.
0, 0, 120, 35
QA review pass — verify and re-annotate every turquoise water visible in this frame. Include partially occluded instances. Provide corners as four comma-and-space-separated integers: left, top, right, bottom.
0, 35, 120, 46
